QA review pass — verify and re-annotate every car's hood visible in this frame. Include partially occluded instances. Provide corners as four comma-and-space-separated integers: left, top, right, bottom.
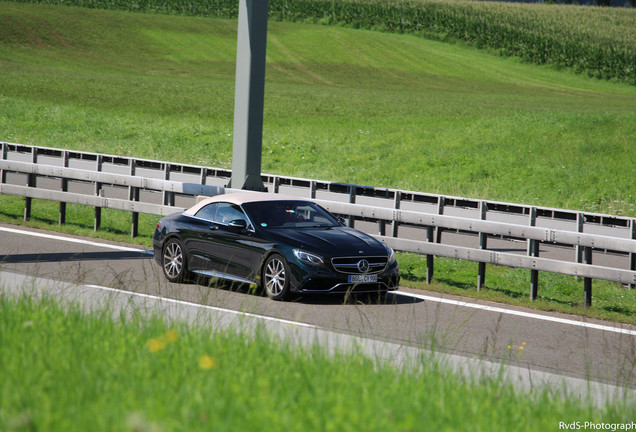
264, 227, 387, 257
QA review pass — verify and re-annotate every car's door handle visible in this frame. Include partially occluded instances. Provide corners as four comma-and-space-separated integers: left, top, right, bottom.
209, 225, 219, 231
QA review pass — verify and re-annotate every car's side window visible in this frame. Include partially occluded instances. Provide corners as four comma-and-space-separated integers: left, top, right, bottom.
194, 203, 219, 222
213, 203, 248, 226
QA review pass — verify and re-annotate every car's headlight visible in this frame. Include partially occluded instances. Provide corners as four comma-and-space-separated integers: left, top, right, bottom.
293, 249, 324, 266
386, 246, 396, 265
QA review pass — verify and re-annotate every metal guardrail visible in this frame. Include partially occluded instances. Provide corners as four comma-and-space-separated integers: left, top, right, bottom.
2, 142, 635, 233
2, 142, 636, 306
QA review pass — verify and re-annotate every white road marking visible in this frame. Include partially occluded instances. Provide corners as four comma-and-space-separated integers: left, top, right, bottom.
0, 226, 153, 255
85, 283, 317, 329
3, 225, 635, 336
393, 291, 636, 336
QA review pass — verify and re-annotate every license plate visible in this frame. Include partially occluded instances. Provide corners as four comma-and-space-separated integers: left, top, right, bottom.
348, 274, 378, 283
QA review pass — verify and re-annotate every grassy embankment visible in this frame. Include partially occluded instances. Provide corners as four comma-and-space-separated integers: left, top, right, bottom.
0, 2, 635, 321
13, 0, 636, 83
1, 292, 633, 431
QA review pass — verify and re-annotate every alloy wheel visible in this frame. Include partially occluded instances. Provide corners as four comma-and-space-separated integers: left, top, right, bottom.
264, 255, 289, 300
163, 239, 184, 282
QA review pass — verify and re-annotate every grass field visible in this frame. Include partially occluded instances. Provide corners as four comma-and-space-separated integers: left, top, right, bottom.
1, 2, 635, 322
11, 0, 636, 83
1, 292, 634, 431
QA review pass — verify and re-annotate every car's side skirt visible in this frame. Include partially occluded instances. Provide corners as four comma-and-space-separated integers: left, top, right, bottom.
190, 269, 257, 287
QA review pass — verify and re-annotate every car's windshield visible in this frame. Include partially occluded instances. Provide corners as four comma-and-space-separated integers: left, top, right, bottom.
243, 201, 340, 229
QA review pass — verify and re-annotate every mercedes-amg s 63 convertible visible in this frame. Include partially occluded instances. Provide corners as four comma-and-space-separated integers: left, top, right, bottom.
153, 192, 400, 300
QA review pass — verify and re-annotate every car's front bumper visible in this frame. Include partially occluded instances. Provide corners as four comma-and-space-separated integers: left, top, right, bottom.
289, 262, 400, 294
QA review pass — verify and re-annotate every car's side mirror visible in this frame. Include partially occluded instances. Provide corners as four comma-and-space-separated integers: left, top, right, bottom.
228, 219, 248, 230
337, 217, 347, 226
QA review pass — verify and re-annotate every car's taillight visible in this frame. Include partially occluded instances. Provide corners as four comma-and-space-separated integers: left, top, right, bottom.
156, 222, 162, 229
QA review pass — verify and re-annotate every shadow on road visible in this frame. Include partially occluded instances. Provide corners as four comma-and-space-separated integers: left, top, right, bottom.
187, 274, 422, 306
0, 250, 153, 264
295, 291, 424, 306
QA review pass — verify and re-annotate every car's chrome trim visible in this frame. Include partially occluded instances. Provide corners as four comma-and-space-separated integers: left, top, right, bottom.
331, 256, 389, 274
190, 269, 256, 286
182, 213, 256, 233
297, 282, 394, 294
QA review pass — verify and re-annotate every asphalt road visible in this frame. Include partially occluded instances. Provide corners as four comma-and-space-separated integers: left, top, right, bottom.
2, 222, 636, 392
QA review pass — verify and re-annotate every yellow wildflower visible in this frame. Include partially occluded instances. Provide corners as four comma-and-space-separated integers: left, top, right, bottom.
164, 330, 178, 344
147, 338, 167, 353
199, 355, 218, 370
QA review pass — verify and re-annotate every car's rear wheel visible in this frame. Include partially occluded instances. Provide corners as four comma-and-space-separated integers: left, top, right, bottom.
162, 238, 187, 283
263, 254, 291, 301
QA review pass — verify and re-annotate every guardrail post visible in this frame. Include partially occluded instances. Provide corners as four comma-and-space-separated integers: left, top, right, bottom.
631, 220, 636, 290
24, 147, 37, 221
583, 246, 593, 307
131, 205, 139, 237
273, 176, 280, 194
391, 191, 401, 237
378, 219, 386, 236
528, 207, 539, 300
576, 213, 585, 264
348, 185, 355, 228
477, 201, 488, 291
435, 196, 445, 244
59, 150, 69, 225
0, 142, 7, 184
426, 226, 434, 284
129, 160, 138, 238
94, 155, 103, 231
24, 198, 31, 221
162, 164, 174, 207
529, 241, 540, 300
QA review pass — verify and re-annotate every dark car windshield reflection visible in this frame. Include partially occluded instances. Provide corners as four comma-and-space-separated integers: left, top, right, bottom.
243, 201, 340, 229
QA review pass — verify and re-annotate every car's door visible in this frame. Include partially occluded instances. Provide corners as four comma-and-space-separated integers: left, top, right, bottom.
182, 202, 220, 271
200, 202, 260, 281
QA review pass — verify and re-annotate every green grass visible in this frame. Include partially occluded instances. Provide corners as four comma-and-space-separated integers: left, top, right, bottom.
10, 0, 636, 82
1, 293, 633, 431
0, 195, 160, 246
399, 253, 636, 325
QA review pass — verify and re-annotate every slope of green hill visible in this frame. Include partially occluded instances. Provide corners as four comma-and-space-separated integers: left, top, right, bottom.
1, 2, 635, 215
10, 0, 636, 83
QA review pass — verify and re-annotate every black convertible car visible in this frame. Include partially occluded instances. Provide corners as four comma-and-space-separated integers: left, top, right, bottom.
153, 192, 400, 300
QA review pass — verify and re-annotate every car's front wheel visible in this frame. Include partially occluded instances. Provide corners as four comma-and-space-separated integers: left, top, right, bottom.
162, 238, 187, 283
263, 254, 291, 301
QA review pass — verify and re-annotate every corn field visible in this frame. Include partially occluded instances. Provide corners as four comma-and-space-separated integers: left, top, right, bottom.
10, 0, 636, 83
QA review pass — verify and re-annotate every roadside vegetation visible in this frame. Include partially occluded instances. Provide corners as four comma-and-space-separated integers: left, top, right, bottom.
0, 2, 635, 322
1, 293, 633, 431
12, 0, 636, 83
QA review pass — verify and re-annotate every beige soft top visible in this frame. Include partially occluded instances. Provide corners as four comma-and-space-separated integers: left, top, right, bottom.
183, 192, 310, 216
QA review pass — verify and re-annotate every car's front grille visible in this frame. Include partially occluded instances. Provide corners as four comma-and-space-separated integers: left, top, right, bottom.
331, 256, 388, 274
